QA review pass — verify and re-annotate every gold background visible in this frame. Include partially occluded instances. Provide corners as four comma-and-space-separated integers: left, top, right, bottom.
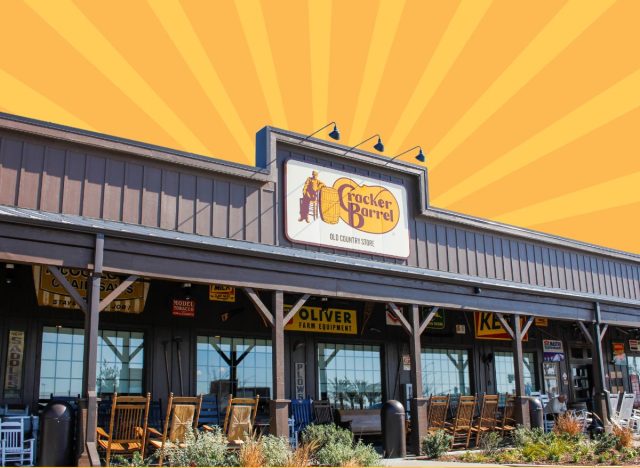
1, 1, 638, 253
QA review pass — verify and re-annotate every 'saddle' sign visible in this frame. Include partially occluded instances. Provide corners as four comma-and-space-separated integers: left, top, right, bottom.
284, 305, 357, 335
285, 159, 410, 258
474, 312, 529, 341
4, 330, 24, 397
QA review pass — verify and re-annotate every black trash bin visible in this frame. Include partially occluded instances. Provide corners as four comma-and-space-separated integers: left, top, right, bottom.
39, 401, 75, 466
529, 397, 544, 430
381, 400, 406, 458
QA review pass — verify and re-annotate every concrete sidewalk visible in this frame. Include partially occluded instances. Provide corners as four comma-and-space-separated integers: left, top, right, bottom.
380, 457, 501, 467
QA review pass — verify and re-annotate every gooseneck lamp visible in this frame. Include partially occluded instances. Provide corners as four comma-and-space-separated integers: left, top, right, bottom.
383, 145, 426, 166
299, 121, 341, 143
342, 134, 385, 156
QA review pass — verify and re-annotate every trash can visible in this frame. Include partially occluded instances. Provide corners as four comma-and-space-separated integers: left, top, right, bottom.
39, 401, 75, 466
381, 400, 406, 458
529, 397, 544, 430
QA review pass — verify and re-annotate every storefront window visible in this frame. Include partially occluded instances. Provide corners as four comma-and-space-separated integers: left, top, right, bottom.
421, 348, 471, 396
318, 343, 382, 409
196, 336, 272, 399
494, 351, 536, 394
39, 327, 144, 398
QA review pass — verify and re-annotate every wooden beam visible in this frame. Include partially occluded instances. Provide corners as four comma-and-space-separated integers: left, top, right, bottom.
577, 321, 594, 345
98, 275, 138, 312
387, 302, 412, 334
600, 324, 609, 343
418, 307, 440, 336
47, 265, 88, 313
284, 294, 310, 325
244, 288, 274, 327
495, 313, 514, 339
521, 316, 535, 337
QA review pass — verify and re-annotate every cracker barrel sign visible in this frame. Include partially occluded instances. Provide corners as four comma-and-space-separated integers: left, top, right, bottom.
285, 159, 410, 258
474, 312, 529, 341
284, 305, 357, 335
33, 266, 148, 313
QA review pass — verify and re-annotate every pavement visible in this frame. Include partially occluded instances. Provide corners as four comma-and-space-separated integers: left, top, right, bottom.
380, 457, 501, 467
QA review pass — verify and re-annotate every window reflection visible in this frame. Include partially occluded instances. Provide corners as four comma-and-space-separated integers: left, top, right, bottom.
494, 351, 536, 394
422, 348, 471, 396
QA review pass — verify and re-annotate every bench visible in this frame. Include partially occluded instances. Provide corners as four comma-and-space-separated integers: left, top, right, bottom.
336, 409, 381, 436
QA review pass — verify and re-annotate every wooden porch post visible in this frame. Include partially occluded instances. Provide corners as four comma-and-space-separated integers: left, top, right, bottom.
511, 314, 530, 428
409, 304, 428, 456
270, 290, 289, 437
591, 302, 611, 432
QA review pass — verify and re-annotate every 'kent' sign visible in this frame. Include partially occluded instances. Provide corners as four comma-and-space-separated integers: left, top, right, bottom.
474, 312, 528, 341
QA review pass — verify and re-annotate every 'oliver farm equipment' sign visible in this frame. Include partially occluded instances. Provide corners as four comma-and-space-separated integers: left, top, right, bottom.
284, 305, 357, 335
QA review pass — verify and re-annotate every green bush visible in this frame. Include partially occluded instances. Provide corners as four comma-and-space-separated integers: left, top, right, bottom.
351, 440, 382, 467
157, 428, 230, 467
261, 435, 293, 467
512, 426, 547, 448
301, 423, 353, 449
111, 451, 150, 466
479, 431, 503, 455
301, 424, 380, 467
594, 432, 620, 454
420, 430, 452, 459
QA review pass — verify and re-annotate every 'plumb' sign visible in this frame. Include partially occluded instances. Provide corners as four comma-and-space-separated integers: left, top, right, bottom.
285, 159, 410, 258
284, 305, 357, 335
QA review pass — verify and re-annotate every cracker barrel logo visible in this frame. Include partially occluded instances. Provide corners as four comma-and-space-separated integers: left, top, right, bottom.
298, 171, 399, 234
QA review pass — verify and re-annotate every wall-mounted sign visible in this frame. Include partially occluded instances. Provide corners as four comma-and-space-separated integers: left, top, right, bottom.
4, 330, 24, 398
284, 159, 410, 258
284, 305, 357, 334
172, 299, 196, 317
385, 306, 445, 330
402, 354, 411, 371
543, 339, 565, 362
295, 362, 306, 400
456, 324, 466, 334
535, 318, 548, 327
630, 340, 640, 353
32, 266, 149, 313
209, 285, 236, 302
612, 342, 626, 365
474, 312, 529, 341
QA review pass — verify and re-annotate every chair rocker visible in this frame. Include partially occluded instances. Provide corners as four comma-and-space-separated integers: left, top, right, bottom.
495, 394, 516, 438
148, 393, 202, 465
96, 392, 151, 466
0, 418, 35, 466
312, 400, 334, 425
203, 394, 259, 447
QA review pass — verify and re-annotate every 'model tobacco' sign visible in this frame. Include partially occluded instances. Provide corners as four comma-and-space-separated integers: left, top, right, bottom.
285, 159, 410, 258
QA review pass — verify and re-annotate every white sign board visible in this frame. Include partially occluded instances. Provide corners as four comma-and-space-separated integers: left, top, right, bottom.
294, 362, 306, 400
285, 159, 410, 258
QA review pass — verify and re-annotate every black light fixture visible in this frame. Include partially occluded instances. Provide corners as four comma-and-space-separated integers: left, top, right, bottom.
5, 263, 14, 285
383, 145, 426, 166
342, 134, 385, 156
299, 121, 340, 143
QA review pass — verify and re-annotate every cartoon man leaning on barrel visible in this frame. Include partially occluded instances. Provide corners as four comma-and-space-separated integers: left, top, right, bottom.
298, 170, 325, 223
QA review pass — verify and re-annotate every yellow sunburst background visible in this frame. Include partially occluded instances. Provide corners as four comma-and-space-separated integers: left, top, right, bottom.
1, 0, 638, 253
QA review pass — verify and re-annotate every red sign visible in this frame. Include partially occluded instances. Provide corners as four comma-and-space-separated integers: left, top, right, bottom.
172, 299, 195, 317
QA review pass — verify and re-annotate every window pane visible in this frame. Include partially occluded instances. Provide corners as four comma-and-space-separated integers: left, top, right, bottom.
494, 351, 536, 394
196, 336, 273, 400
421, 348, 470, 396
97, 330, 145, 395
317, 343, 382, 409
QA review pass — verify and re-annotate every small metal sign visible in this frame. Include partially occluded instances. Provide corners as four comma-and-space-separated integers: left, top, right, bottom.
543, 339, 565, 362
4, 330, 24, 397
209, 285, 236, 302
172, 299, 196, 317
630, 339, 640, 353
295, 362, 306, 400
456, 324, 466, 334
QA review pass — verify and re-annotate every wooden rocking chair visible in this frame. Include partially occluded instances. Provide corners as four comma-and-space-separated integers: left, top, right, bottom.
426, 395, 450, 433
446, 395, 476, 449
203, 394, 259, 446
471, 394, 499, 446
495, 395, 516, 437
97, 393, 151, 466
147, 393, 203, 465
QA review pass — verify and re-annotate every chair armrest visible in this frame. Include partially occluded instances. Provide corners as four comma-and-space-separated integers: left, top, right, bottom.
96, 427, 109, 439
147, 427, 162, 438
201, 424, 216, 432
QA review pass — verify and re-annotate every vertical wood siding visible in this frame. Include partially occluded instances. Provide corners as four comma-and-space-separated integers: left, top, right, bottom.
1, 132, 639, 304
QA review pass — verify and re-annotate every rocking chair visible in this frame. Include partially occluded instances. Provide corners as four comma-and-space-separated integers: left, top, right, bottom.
203, 394, 259, 446
471, 394, 499, 446
446, 395, 476, 449
147, 393, 203, 465
96, 393, 151, 466
426, 395, 450, 433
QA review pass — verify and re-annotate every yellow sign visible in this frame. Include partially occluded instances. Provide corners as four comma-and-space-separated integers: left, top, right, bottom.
33, 266, 148, 313
209, 285, 236, 302
284, 305, 357, 334
474, 312, 528, 341
535, 317, 548, 327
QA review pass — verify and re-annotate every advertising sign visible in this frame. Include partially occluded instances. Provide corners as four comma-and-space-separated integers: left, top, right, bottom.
543, 339, 565, 362
612, 342, 626, 365
284, 305, 357, 334
172, 299, 196, 317
474, 312, 528, 341
385, 306, 445, 330
284, 159, 410, 258
535, 318, 549, 327
294, 362, 306, 400
209, 285, 236, 302
4, 330, 24, 397
33, 266, 148, 313
630, 339, 640, 353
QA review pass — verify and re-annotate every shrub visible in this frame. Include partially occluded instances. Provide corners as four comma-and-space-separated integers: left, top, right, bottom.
237, 437, 266, 467
157, 428, 229, 467
512, 426, 546, 448
111, 451, 150, 466
289, 440, 318, 467
594, 432, 619, 454
612, 425, 633, 449
420, 430, 452, 459
261, 435, 292, 467
301, 423, 353, 449
350, 440, 381, 467
554, 413, 583, 437
301, 424, 379, 467
479, 431, 503, 455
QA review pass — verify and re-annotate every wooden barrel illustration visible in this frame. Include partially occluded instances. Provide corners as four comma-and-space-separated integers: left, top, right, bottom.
319, 187, 340, 224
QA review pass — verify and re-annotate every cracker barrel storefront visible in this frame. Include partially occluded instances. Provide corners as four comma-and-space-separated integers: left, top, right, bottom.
0, 115, 639, 464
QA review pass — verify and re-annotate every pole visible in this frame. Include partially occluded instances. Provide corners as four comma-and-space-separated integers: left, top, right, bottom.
512, 315, 530, 427
174, 337, 184, 396
592, 303, 610, 432
270, 290, 289, 437
409, 305, 428, 455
